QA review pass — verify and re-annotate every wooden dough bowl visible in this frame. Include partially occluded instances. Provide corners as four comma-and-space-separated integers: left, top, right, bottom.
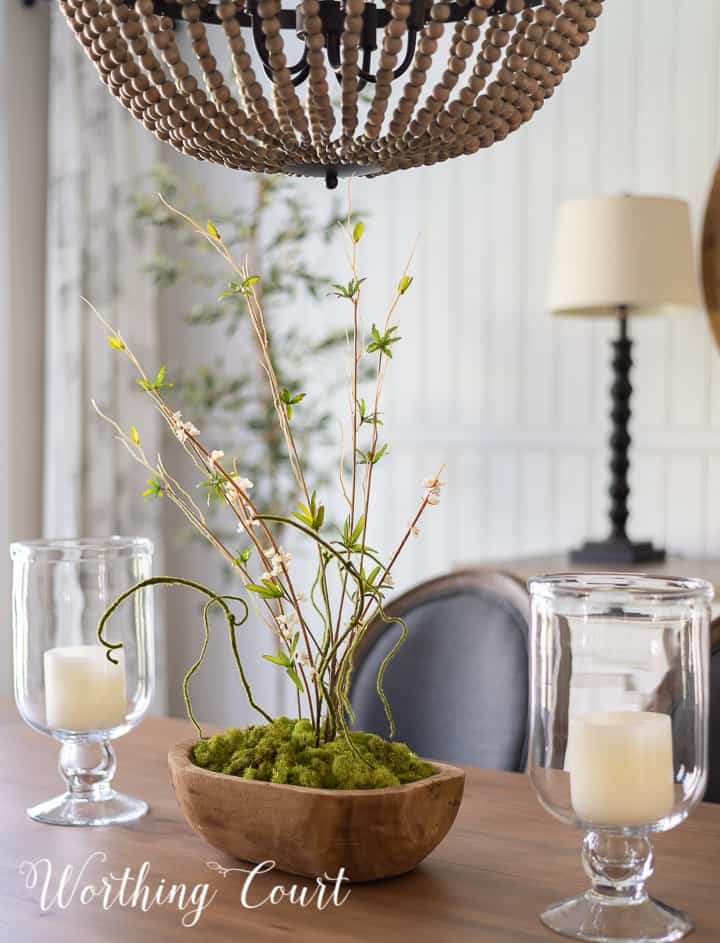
168, 738, 465, 882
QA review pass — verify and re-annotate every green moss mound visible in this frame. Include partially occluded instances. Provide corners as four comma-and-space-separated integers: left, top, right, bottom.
192, 717, 435, 789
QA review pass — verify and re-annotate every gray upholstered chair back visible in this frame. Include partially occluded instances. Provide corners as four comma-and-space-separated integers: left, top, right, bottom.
348, 569, 530, 772
707, 619, 720, 804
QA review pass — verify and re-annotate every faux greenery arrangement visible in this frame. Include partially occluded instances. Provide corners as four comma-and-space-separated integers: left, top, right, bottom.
93, 197, 446, 790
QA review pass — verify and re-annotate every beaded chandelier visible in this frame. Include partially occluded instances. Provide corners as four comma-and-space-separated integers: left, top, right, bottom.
58, 0, 603, 187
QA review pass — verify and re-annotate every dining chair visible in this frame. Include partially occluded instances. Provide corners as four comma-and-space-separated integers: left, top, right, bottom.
348, 568, 530, 771
707, 617, 720, 804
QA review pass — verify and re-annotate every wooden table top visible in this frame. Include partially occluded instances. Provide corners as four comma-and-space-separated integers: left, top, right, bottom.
487, 553, 720, 594
2, 700, 720, 942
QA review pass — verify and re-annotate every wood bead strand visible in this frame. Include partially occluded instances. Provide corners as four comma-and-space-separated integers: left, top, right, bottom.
218, 0, 284, 143
257, 0, 311, 141
340, 0, 364, 141
301, 0, 335, 143
178, 0, 254, 152
388, 17, 446, 141
363, 0, 412, 140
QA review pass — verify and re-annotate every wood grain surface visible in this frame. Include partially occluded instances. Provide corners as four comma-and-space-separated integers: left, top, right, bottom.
1, 699, 719, 942
482, 554, 720, 595
168, 738, 465, 882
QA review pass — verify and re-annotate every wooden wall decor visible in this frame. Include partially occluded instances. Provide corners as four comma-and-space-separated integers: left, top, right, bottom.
702, 160, 720, 351
57, 0, 604, 187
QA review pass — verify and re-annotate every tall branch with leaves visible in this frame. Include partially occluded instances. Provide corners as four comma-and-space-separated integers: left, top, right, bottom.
133, 166, 366, 543
94, 197, 445, 753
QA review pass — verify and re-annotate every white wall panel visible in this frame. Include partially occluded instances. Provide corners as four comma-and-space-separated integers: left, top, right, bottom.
666, 455, 706, 554
368, 0, 720, 563
627, 450, 666, 549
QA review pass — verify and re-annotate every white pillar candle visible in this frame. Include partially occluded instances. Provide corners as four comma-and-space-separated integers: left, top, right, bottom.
569, 710, 675, 826
44, 645, 127, 732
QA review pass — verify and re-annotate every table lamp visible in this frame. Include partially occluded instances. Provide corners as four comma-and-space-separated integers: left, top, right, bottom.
547, 195, 701, 564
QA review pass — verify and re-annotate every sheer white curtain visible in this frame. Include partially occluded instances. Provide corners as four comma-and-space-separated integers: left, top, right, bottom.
44, 9, 167, 710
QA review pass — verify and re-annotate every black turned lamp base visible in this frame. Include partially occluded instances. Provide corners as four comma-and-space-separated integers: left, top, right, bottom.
570, 537, 666, 565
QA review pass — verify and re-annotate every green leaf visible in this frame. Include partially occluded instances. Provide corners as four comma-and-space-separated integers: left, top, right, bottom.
367, 324, 401, 358
219, 281, 241, 301
108, 335, 125, 351
280, 388, 306, 421
231, 547, 252, 568
293, 494, 324, 531
142, 475, 163, 500
206, 220, 221, 240
130, 425, 140, 446
339, 514, 376, 553
358, 398, 383, 426
219, 275, 260, 299
398, 274, 413, 295
136, 365, 174, 393
371, 443, 388, 465
366, 565, 381, 587
351, 515, 365, 545
328, 277, 366, 301
292, 492, 324, 531
246, 579, 283, 600
197, 473, 226, 506
285, 667, 305, 692
262, 653, 289, 667
352, 221, 364, 243
356, 444, 389, 466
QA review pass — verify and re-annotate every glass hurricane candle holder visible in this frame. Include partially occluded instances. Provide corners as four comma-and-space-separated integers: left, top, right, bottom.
11, 537, 155, 826
528, 573, 711, 943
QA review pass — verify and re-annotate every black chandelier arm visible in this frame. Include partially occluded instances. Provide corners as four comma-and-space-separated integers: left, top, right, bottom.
26, 0, 543, 91
352, 27, 418, 85
24, 0, 544, 17
20, 1, 543, 28
35, 0, 545, 96
290, 58, 312, 86
333, 0, 420, 88
391, 27, 419, 81
326, 31, 342, 71
133, 0, 543, 24
257, 47, 311, 82
253, 27, 311, 84
347, 4, 377, 87
248, 0, 311, 82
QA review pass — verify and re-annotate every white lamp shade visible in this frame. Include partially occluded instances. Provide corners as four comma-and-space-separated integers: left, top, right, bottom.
547, 195, 701, 316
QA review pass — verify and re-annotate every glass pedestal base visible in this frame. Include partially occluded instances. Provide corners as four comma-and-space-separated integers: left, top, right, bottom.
27, 790, 148, 826
541, 892, 692, 943
26, 737, 149, 825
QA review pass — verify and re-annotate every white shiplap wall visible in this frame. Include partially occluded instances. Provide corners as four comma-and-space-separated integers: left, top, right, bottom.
161, 0, 720, 723
345, 0, 720, 592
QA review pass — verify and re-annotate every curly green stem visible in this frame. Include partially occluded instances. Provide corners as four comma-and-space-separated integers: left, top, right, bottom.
97, 576, 272, 727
